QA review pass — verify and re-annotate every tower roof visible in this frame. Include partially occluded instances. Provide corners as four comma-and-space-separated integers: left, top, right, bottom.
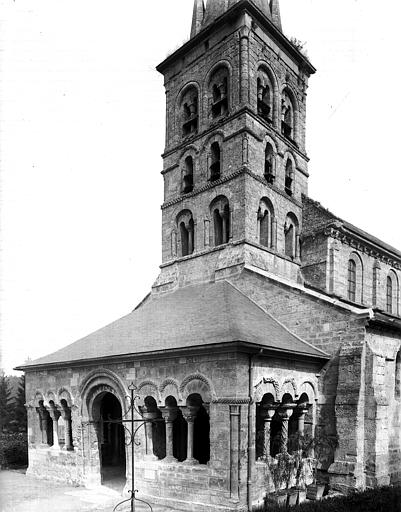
191, 0, 282, 38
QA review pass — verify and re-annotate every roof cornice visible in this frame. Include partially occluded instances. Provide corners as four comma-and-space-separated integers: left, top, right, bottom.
14, 339, 328, 373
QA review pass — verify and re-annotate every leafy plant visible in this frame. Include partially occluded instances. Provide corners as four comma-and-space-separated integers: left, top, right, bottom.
0, 432, 28, 468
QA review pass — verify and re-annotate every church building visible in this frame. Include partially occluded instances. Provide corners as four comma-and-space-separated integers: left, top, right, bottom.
16, 1, 401, 511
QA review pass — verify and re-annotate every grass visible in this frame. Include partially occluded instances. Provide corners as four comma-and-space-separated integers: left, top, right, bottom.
254, 486, 401, 512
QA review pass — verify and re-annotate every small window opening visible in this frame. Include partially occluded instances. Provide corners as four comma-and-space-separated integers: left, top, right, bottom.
180, 218, 194, 257
212, 77, 228, 118
182, 92, 198, 137
182, 156, 194, 194
281, 93, 294, 141
387, 276, 393, 314
285, 160, 293, 196
264, 143, 275, 184
210, 142, 221, 181
257, 78, 272, 122
348, 259, 356, 302
284, 223, 294, 258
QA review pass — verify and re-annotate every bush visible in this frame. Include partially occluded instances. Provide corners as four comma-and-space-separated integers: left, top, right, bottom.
0, 432, 28, 468
255, 486, 401, 512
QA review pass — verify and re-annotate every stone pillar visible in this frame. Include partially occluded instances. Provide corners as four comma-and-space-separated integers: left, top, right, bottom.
48, 404, 61, 449
36, 404, 49, 445
183, 406, 199, 465
261, 405, 278, 458
239, 24, 251, 105
161, 407, 178, 463
279, 406, 295, 453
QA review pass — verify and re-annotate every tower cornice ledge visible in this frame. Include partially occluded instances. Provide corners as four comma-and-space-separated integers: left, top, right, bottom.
156, 0, 315, 76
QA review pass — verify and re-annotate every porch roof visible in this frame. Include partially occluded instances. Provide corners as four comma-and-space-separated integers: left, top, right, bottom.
16, 280, 328, 370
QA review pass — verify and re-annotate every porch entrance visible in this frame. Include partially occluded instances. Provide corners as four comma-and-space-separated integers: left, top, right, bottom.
99, 392, 126, 490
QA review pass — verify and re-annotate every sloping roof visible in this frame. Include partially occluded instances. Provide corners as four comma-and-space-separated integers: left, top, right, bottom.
303, 196, 401, 261
17, 281, 328, 370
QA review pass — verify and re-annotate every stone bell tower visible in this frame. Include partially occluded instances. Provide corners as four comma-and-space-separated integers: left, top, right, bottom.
154, 0, 315, 293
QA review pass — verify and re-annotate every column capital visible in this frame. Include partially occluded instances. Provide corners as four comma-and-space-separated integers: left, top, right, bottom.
48, 404, 61, 422
278, 403, 296, 420
260, 403, 279, 421
182, 405, 199, 422
161, 406, 178, 423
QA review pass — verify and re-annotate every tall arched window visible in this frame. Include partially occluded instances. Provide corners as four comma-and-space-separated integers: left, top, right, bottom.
264, 143, 275, 184
387, 270, 400, 316
177, 210, 195, 257
387, 275, 393, 314
209, 67, 229, 118
210, 142, 221, 181
182, 156, 194, 194
348, 259, 356, 302
285, 159, 294, 196
281, 90, 295, 140
180, 86, 198, 136
258, 198, 275, 249
284, 213, 298, 259
210, 196, 230, 246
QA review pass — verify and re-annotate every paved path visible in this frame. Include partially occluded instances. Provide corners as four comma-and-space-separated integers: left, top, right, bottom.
0, 470, 166, 512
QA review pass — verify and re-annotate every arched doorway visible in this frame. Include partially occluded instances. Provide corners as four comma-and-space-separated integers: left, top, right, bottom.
97, 392, 126, 490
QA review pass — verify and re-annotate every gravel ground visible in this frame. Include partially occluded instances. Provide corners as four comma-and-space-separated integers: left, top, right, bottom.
0, 470, 164, 512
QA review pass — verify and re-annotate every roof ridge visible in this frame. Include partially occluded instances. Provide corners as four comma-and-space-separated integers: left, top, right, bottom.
225, 280, 330, 357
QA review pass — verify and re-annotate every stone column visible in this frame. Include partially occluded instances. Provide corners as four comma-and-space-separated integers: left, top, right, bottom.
142, 407, 159, 460
183, 405, 199, 465
188, 224, 194, 254
222, 210, 229, 244
279, 406, 295, 453
272, 218, 277, 250
297, 406, 309, 436
48, 404, 61, 449
60, 404, 73, 451
261, 405, 278, 458
161, 407, 178, 463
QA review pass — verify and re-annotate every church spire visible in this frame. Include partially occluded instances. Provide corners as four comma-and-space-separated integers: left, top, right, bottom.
269, 0, 282, 31
191, 0, 205, 38
198, 0, 282, 33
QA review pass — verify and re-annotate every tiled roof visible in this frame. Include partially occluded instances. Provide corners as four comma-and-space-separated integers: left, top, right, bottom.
18, 281, 328, 369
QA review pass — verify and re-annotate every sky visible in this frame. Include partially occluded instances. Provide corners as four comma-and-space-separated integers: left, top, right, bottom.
1, 0, 400, 375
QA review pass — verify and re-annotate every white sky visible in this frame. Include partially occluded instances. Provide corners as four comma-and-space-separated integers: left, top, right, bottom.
1, 0, 400, 375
